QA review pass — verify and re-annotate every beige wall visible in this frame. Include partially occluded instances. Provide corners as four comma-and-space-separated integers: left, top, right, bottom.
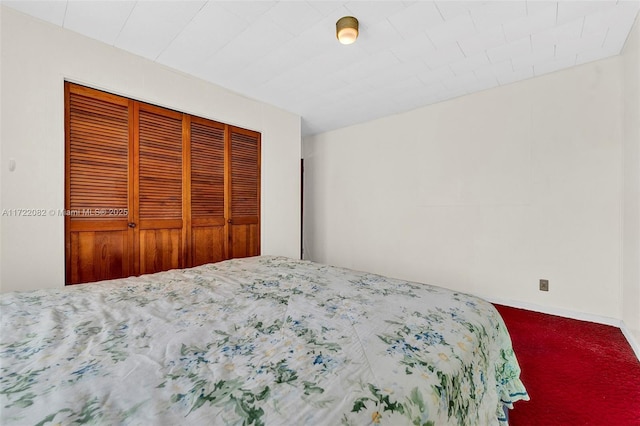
304, 56, 624, 321
622, 14, 640, 343
0, 7, 301, 292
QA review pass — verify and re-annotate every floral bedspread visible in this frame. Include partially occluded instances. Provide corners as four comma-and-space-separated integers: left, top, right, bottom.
1, 256, 528, 425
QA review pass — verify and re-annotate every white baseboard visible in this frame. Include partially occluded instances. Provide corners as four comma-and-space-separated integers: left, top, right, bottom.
485, 296, 621, 326
485, 296, 640, 361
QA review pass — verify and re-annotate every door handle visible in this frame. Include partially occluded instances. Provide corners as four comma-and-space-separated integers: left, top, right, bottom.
227, 219, 232, 224
128, 222, 136, 228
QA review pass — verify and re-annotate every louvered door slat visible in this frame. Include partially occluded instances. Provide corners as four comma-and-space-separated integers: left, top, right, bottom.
69, 94, 129, 214
192, 122, 225, 217
138, 109, 183, 220
230, 132, 260, 217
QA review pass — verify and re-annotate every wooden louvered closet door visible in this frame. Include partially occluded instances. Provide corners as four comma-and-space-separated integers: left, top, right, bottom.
136, 104, 185, 275
190, 117, 226, 266
228, 126, 261, 258
66, 83, 260, 285
65, 83, 133, 284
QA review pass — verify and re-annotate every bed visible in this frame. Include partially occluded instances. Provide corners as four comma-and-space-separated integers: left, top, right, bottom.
1, 256, 528, 425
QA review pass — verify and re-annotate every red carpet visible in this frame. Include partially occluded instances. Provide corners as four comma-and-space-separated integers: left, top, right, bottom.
494, 304, 640, 425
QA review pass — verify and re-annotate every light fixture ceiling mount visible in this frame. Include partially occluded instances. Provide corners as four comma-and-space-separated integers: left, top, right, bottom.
336, 16, 358, 45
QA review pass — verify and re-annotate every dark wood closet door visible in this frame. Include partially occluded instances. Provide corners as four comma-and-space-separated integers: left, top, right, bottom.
65, 83, 133, 284
66, 83, 261, 283
228, 126, 261, 258
190, 117, 226, 266
136, 104, 184, 275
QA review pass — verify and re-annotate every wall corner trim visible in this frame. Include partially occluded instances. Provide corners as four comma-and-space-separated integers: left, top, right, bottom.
620, 321, 640, 361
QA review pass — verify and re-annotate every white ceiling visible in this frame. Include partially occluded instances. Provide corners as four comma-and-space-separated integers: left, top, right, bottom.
4, 1, 639, 135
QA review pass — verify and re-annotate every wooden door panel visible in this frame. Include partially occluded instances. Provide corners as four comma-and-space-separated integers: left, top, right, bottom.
69, 229, 129, 284
230, 223, 259, 259
228, 127, 260, 258
138, 107, 183, 221
66, 83, 132, 284
68, 88, 129, 213
191, 119, 225, 218
190, 118, 226, 266
139, 228, 182, 275
192, 225, 226, 266
230, 132, 259, 218
136, 105, 184, 275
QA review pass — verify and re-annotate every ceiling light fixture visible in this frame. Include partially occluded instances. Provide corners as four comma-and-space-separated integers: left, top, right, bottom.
336, 16, 359, 45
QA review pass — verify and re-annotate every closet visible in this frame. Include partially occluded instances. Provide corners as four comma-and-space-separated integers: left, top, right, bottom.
65, 82, 260, 285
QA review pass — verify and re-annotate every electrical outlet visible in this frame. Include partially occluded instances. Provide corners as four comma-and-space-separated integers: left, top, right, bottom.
539, 279, 549, 292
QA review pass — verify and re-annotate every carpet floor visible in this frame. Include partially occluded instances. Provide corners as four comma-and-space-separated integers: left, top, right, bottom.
494, 304, 640, 425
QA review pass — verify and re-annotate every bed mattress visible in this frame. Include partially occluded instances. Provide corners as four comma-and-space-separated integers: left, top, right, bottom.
0, 256, 528, 425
